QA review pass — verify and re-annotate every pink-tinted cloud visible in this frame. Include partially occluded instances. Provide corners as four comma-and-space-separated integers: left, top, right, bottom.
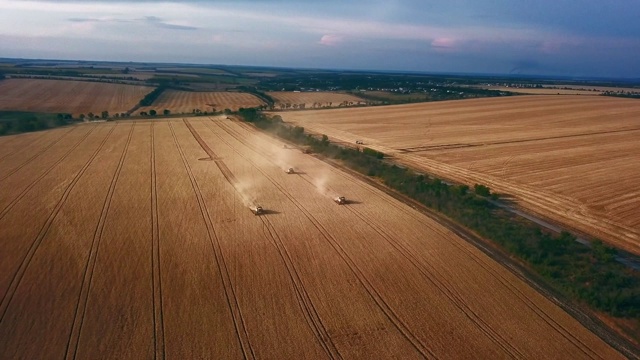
431, 37, 457, 49
318, 34, 343, 46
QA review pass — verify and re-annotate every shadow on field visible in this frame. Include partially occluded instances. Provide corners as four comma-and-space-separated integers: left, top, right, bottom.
495, 194, 518, 206
259, 209, 281, 215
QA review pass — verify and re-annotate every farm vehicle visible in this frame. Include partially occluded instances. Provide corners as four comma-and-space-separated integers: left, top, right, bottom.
250, 205, 264, 215
334, 196, 347, 205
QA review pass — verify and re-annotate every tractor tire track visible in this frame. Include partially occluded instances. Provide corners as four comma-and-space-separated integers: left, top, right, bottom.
231, 116, 633, 357
0, 126, 96, 221
286, 161, 523, 358
341, 203, 524, 358
380, 159, 617, 358
150, 123, 166, 359
195, 119, 341, 358
64, 123, 134, 360
0, 124, 116, 324
296, 168, 522, 357
204, 120, 340, 359
0, 126, 76, 182
209, 119, 435, 359
445, 234, 603, 360
0, 130, 49, 162
259, 216, 342, 360
320, 154, 608, 359
183, 119, 241, 187
169, 121, 255, 360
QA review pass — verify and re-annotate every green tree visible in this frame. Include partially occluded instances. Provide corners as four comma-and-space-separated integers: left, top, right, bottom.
592, 239, 616, 263
474, 184, 491, 197
54, 115, 66, 126
163, 109, 170, 115
321, 134, 329, 145
149, 109, 157, 116
101, 110, 109, 119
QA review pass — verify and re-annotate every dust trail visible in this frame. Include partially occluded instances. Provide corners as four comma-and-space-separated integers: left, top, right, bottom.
234, 176, 259, 207
312, 169, 335, 198
273, 146, 293, 172
243, 129, 294, 172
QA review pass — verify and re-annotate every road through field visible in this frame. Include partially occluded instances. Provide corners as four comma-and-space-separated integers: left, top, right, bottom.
0, 116, 628, 359
279, 95, 640, 255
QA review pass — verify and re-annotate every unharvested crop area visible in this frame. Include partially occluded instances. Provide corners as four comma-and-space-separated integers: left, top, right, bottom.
0, 78, 153, 115
268, 91, 366, 108
0, 116, 624, 359
280, 95, 640, 255
138, 90, 265, 114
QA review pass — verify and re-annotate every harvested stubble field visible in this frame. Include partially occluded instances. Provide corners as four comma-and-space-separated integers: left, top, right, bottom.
138, 90, 265, 114
0, 117, 625, 359
268, 91, 367, 108
0, 78, 153, 116
279, 95, 640, 256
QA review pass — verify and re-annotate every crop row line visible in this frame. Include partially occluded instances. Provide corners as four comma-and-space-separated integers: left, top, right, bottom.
169, 120, 255, 360
211, 118, 435, 358
0, 124, 115, 328
65, 122, 134, 360
204, 119, 341, 359
0, 126, 77, 182
150, 123, 166, 359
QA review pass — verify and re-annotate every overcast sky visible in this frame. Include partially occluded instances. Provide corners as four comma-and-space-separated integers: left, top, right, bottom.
1, 0, 639, 78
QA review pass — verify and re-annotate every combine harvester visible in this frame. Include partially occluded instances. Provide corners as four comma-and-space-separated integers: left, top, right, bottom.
286, 167, 295, 174
334, 196, 347, 205
250, 205, 264, 215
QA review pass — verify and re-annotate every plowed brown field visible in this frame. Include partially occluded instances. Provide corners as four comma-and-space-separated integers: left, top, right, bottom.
0, 78, 153, 116
138, 90, 264, 114
268, 91, 366, 109
278, 95, 640, 255
0, 117, 624, 359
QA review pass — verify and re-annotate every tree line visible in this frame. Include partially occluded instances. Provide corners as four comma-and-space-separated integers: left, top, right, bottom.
0, 112, 73, 136
139, 85, 167, 106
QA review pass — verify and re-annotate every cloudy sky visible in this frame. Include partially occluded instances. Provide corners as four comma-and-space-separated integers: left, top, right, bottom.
1, 0, 639, 78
